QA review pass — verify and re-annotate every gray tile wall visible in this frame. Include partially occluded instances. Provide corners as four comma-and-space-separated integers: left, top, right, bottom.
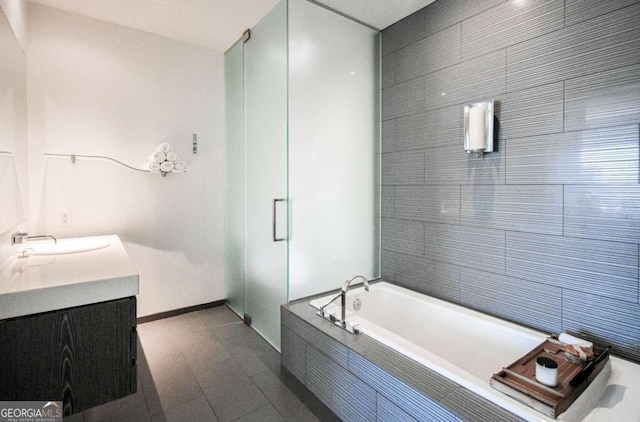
381, 0, 640, 362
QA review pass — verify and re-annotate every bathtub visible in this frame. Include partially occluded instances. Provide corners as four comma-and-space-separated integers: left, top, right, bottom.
309, 281, 611, 422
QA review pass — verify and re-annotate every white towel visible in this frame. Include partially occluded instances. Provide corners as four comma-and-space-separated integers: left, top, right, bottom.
559, 333, 593, 349
166, 151, 178, 163
156, 142, 173, 154
160, 161, 174, 172
148, 161, 161, 173
149, 151, 166, 163
172, 161, 187, 173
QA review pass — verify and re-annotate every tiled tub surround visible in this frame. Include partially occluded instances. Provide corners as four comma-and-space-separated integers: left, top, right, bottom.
381, 0, 640, 362
281, 285, 640, 422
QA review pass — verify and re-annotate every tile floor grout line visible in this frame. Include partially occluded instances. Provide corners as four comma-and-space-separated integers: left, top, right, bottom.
177, 335, 224, 422
249, 371, 290, 422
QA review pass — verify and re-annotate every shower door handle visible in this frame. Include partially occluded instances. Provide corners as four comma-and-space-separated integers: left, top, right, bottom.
273, 198, 286, 242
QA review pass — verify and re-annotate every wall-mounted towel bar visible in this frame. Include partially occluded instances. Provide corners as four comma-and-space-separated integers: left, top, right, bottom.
44, 153, 151, 173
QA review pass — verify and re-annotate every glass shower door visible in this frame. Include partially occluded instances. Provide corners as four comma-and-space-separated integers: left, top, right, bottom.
224, 40, 245, 317
244, 0, 288, 349
226, 0, 379, 350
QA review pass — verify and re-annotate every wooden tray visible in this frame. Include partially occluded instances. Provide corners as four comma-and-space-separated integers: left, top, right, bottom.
490, 336, 609, 418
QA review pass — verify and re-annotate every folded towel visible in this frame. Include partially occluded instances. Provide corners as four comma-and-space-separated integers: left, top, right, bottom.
148, 161, 161, 173
160, 161, 174, 172
166, 151, 178, 162
565, 344, 594, 363
156, 142, 173, 154
149, 151, 166, 163
172, 161, 187, 173
560, 333, 594, 363
559, 333, 593, 349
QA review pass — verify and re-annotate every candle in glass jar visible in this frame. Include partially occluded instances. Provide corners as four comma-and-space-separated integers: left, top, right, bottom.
468, 106, 487, 150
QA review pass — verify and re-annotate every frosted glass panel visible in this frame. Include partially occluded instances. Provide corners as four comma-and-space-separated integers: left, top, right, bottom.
288, 0, 380, 300
224, 40, 245, 317
244, 0, 288, 349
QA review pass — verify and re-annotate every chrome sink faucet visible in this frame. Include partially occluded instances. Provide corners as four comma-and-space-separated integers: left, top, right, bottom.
341, 275, 370, 324
11, 232, 58, 246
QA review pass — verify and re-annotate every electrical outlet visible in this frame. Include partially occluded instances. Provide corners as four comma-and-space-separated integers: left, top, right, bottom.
60, 210, 72, 228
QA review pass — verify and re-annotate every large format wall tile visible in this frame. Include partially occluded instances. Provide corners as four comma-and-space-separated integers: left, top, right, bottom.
390, 252, 461, 303
395, 24, 461, 84
565, 0, 640, 27
396, 185, 460, 224
424, 49, 506, 111
381, 117, 395, 154
507, 4, 640, 92
461, 185, 563, 235
383, 77, 425, 121
425, 145, 505, 185
424, 223, 505, 273
447, 387, 526, 422
382, 186, 395, 218
282, 312, 350, 369
382, 52, 396, 89
382, 150, 424, 185
563, 290, 640, 361
382, 218, 424, 257
382, 10, 426, 56
381, 0, 640, 363
507, 125, 640, 185
306, 346, 376, 422
349, 351, 459, 422
564, 186, 640, 244
390, 105, 461, 152
461, 0, 563, 61
281, 326, 306, 384
565, 63, 640, 132
506, 232, 639, 302
422, 0, 506, 40
460, 267, 562, 333
498, 82, 564, 140
381, 249, 396, 281
377, 394, 417, 422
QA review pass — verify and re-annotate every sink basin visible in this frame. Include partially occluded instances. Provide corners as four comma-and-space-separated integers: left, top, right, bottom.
20, 238, 111, 255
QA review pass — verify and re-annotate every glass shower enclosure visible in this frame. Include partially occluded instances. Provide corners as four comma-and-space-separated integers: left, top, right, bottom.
225, 0, 380, 349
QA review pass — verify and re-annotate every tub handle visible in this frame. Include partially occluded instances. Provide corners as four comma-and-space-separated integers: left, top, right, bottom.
273, 198, 286, 242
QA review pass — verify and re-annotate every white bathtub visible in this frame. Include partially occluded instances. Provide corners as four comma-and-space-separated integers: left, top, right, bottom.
309, 281, 613, 422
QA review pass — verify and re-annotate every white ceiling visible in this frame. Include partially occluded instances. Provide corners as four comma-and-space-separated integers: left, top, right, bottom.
315, 0, 436, 30
28, 0, 436, 52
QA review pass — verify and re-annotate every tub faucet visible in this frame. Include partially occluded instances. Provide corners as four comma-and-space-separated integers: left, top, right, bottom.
341, 275, 370, 325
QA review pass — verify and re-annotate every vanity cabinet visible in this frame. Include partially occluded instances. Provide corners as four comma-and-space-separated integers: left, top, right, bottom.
0, 296, 137, 415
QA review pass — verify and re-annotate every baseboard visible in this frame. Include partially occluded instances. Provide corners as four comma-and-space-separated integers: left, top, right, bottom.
137, 300, 226, 324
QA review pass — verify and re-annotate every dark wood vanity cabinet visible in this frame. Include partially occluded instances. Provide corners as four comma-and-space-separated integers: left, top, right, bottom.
0, 296, 137, 416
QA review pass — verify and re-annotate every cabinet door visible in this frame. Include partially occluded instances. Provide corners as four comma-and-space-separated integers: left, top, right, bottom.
0, 297, 136, 415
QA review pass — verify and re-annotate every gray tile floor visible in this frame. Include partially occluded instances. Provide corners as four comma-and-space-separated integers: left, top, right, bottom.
63, 306, 339, 422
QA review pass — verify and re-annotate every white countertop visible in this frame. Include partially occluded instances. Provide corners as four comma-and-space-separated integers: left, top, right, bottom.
0, 235, 139, 320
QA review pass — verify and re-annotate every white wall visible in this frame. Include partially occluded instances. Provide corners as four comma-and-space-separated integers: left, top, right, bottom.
27, 4, 226, 317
